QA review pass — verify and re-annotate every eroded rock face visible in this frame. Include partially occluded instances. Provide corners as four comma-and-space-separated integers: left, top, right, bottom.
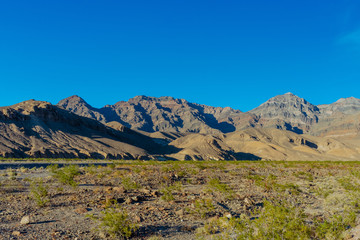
58, 95, 256, 134
0, 100, 163, 159
318, 97, 360, 116
57, 93, 360, 137
249, 93, 320, 133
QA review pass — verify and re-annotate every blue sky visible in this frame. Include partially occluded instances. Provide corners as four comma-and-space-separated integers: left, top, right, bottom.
0, 1, 359, 111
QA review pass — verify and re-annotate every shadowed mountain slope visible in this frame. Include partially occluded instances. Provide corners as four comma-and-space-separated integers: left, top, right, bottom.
58, 95, 257, 134
249, 92, 320, 134
0, 100, 165, 159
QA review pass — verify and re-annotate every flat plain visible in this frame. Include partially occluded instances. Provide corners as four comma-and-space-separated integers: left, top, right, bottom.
1, 160, 360, 239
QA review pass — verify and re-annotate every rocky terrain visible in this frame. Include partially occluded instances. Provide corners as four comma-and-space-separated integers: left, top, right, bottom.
58, 95, 257, 134
57, 93, 360, 137
1, 161, 360, 239
0, 100, 164, 159
1, 94, 360, 161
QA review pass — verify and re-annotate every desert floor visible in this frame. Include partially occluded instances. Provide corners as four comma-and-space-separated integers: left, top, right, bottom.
1, 160, 360, 239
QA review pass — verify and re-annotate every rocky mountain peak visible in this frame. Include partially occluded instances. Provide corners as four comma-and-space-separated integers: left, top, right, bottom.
335, 97, 360, 104
57, 95, 89, 108
249, 93, 320, 133
318, 97, 360, 116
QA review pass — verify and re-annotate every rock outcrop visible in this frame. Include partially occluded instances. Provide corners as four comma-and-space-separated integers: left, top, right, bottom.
0, 100, 164, 159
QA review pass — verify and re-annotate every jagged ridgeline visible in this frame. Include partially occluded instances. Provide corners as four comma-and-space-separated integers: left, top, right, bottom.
1, 93, 360, 160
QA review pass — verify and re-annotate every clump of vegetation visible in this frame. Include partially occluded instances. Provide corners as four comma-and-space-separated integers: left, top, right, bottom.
207, 177, 234, 199
315, 211, 356, 240
91, 206, 138, 239
48, 165, 80, 187
30, 179, 50, 207
160, 182, 182, 202
121, 177, 140, 191
192, 198, 215, 219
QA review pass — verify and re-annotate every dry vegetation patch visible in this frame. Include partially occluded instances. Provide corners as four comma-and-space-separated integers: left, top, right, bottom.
1, 160, 360, 239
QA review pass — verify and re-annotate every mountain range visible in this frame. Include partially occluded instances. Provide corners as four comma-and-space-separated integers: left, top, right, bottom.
1, 93, 360, 161
58, 92, 360, 137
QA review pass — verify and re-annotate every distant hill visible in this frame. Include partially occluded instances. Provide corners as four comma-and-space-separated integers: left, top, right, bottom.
1, 94, 360, 161
57, 93, 360, 137
0, 100, 164, 159
58, 95, 257, 134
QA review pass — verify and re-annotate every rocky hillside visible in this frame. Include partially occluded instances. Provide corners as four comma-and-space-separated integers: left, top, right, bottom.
0, 100, 164, 159
58, 95, 257, 134
58, 93, 360, 138
2, 99, 360, 161
248, 92, 320, 134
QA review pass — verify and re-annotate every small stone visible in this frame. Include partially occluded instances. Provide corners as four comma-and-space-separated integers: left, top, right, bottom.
20, 216, 30, 225
134, 215, 142, 222
224, 212, 232, 218
131, 196, 139, 202
105, 187, 113, 194
175, 209, 184, 216
12, 231, 21, 236
152, 190, 160, 197
125, 198, 133, 204
141, 188, 151, 194
244, 197, 253, 206
74, 207, 89, 214
113, 186, 126, 193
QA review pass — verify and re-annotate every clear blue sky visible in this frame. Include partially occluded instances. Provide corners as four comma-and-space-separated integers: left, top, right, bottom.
1, 1, 360, 111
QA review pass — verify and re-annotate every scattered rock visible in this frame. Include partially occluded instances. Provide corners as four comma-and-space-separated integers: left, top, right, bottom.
12, 231, 21, 236
244, 197, 254, 206
152, 190, 160, 197
134, 215, 143, 222
125, 198, 133, 204
20, 215, 30, 225
74, 207, 89, 214
113, 186, 126, 193
175, 209, 184, 216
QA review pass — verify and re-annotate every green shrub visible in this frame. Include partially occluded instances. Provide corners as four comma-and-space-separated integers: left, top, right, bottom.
207, 177, 234, 199
160, 182, 182, 202
49, 165, 80, 187
121, 177, 140, 191
193, 198, 215, 219
92, 207, 138, 239
30, 180, 49, 207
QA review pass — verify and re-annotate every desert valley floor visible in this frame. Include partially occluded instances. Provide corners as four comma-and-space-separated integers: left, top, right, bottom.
1, 160, 360, 239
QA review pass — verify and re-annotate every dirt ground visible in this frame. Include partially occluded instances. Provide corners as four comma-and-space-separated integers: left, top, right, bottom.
1, 160, 360, 239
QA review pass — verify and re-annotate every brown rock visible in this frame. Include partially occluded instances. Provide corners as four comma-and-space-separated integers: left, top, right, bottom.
74, 207, 89, 214
175, 209, 184, 216
12, 231, 21, 236
20, 215, 30, 225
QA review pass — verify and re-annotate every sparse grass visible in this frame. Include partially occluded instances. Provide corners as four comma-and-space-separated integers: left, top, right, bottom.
192, 198, 215, 219
90, 205, 138, 239
207, 177, 234, 199
160, 182, 182, 202
121, 177, 140, 191
30, 179, 49, 207
48, 164, 80, 187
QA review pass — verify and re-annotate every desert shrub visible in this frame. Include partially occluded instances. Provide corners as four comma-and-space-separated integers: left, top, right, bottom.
30, 179, 49, 207
92, 206, 138, 239
207, 177, 234, 199
160, 182, 182, 202
192, 198, 215, 219
315, 211, 356, 240
48, 165, 80, 187
121, 177, 140, 191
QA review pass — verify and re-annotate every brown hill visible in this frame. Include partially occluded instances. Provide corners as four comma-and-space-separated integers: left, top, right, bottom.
58, 95, 257, 134
0, 100, 164, 159
249, 92, 320, 134
166, 128, 360, 161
